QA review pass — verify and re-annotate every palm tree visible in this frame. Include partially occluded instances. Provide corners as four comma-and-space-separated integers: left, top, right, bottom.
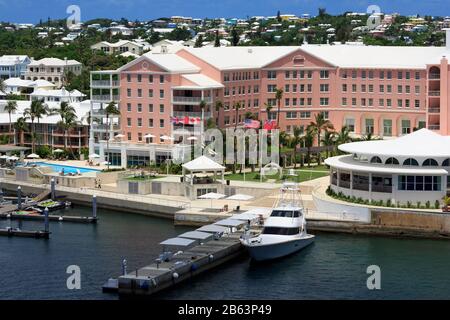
335, 126, 352, 155
321, 130, 337, 159
215, 100, 223, 127
4, 100, 17, 144
14, 117, 28, 146
0, 79, 5, 93
54, 101, 77, 153
24, 99, 48, 153
290, 126, 304, 168
104, 102, 120, 170
264, 102, 273, 124
309, 112, 334, 165
274, 88, 283, 127
233, 102, 241, 129
304, 128, 315, 167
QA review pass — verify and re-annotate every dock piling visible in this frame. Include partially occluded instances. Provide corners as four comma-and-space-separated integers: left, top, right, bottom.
44, 208, 49, 233
50, 178, 55, 200
0, 188, 4, 202
122, 259, 127, 276
17, 186, 21, 210
92, 195, 97, 219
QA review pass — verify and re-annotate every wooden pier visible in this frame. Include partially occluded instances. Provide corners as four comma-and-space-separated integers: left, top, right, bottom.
103, 231, 247, 296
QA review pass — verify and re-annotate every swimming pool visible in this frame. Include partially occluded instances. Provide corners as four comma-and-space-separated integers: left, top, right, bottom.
33, 162, 101, 174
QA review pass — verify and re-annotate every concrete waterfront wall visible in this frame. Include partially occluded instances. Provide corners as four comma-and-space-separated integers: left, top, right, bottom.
371, 210, 450, 233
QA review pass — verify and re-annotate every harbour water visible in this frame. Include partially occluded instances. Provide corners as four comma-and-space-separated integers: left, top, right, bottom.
1, 206, 450, 300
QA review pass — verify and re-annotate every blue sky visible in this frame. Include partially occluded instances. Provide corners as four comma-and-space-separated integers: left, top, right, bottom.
0, 0, 448, 23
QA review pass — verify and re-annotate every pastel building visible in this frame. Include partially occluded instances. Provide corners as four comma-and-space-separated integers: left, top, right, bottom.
89, 30, 450, 167
25, 57, 82, 88
0, 55, 31, 80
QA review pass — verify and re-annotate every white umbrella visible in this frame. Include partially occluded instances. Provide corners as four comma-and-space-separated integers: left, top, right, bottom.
226, 194, 254, 210
0, 155, 9, 159
187, 136, 198, 141
160, 135, 174, 141
198, 192, 226, 208
89, 153, 100, 159
144, 133, 156, 138
8, 156, 19, 161
100, 161, 110, 165
53, 149, 64, 153
26, 153, 40, 159
115, 134, 125, 139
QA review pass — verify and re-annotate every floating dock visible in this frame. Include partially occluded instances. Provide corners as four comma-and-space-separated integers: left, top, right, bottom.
0, 227, 50, 239
0, 212, 97, 223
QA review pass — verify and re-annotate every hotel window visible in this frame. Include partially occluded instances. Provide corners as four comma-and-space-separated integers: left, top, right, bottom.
361, 98, 366, 106
292, 71, 297, 78
127, 88, 131, 97
307, 71, 313, 79
405, 71, 410, 80
383, 119, 392, 136
137, 118, 142, 127
397, 99, 403, 108
268, 71, 277, 79
285, 98, 290, 106
148, 89, 153, 97
323, 111, 329, 120
292, 98, 297, 106
415, 71, 420, 80
127, 74, 131, 82
160, 119, 164, 128
387, 71, 392, 79
159, 89, 164, 98
379, 70, 385, 79
398, 175, 441, 191
148, 74, 153, 83
254, 99, 259, 107
320, 97, 329, 106
300, 98, 305, 106
223, 73, 229, 82
137, 103, 142, 112
397, 85, 403, 94
361, 70, 366, 79
137, 74, 142, 82
397, 71, 403, 80
127, 103, 132, 112
159, 104, 164, 113
344, 118, 355, 132
285, 71, 290, 79
368, 71, 374, 79
415, 86, 420, 94
300, 70, 305, 79
405, 99, 410, 108
254, 71, 259, 79
361, 84, 366, 93
300, 111, 311, 119
307, 98, 312, 106
415, 100, 420, 108
320, 84, 329, 92
127, 118, 131, 127
267, 84, 276, 92
307, 84, 312, 92
387, 99, 392, 107
148, 119, 153, 127
352, 70, 357, 79
224, 87, 230, 96
379, 98, 384, 107
286, 111, 297, 119
127, 132, 131, 140
160, 75, 164, 83
300, 84, 305, 92
418, 121, 426, 129
387, 85, 392, 93
352, 98, 357, 106
368, 84, 374, 93
320, 70, 329, 79
379, 85, 384, 93
405, 85, 410, 94
368, 98, 373, 107
341, 71, 348, 79
138, 133, 142, 142
254, 85, 259, 93
352, 84, 357, 93
401, 119, 411, 134
137, 89, 142, 97
292, 84, 297, 92
285, 84, 290, 92
148, 104, 153, 112
224, 116, 230, 125
342, 97, 347, 106
342, 84, 347, 92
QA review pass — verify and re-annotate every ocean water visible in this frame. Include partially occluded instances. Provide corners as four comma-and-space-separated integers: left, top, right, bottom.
1, 206, 450, 300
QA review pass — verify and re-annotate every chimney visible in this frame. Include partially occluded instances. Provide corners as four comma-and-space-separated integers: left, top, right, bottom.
161, 45, 168, 54
445, 28, 450, 50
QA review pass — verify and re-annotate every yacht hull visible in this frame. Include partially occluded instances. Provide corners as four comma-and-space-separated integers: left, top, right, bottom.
242, 235, 315, 261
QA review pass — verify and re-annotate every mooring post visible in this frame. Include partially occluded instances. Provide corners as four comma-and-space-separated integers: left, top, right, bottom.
0, 188, 3, 203
50, 178, 55, 200
92, 195, 97, 219
44, 207, 49, 233
17, 186, 22, 210
122, 259, 127, 276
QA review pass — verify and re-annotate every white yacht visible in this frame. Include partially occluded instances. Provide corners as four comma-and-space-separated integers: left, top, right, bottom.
240, 182, 315, 261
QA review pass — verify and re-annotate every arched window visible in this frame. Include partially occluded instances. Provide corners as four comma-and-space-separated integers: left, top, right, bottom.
442, 159, 450, 167
370, 156, 382, 164
423, 158, 438, 166
385, 157, 399, 165
403, 158, 419, 166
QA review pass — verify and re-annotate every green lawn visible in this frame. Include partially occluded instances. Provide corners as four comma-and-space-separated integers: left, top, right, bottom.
224, 169, 329, 183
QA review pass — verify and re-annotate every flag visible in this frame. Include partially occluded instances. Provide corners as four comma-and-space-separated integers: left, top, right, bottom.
263, 120, 277, 130
244, 119, 260, 129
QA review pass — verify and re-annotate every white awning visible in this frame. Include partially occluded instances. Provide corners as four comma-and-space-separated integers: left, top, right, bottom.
226, 194, 254, 201
198, 192, 226, 200
160, 237, 196, 247
182, 155, 225, 171
197, 224, 229, 233
178, 231, 214, 241
214, 218, 246, 227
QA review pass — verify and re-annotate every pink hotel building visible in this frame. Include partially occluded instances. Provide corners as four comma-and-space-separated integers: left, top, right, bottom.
90, 32, 450, 167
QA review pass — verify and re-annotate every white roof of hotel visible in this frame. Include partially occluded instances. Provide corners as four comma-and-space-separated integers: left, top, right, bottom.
182, 155, 225, 171
179, 74, 224, 88
29, 57, 81, 66
339, 129, 450, 158
183, 46, 300, 70
300, 44, 450, 68
120, 52, 200, 73
325, 155, 449, 175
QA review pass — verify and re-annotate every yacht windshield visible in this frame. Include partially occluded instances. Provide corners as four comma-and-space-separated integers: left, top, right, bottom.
262, 227, 300, 235
271, 210, 300, 218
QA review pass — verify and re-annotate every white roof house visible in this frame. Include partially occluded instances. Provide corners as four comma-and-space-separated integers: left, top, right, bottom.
28, 57, 81, 67
2, 77, 55, 94
90, 40, 144, 55
30, 88, 86, 103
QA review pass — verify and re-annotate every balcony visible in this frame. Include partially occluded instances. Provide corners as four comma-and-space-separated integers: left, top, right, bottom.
428, 91, 440, 97
92, 124, 121, 132
173, 111, 211, 118
428, 107, 441, 114
428, 124, 440, 130
91, 80, 120, 88
91, 94, 120, 102
429, 73, 440, 80
172, 96, 212, 104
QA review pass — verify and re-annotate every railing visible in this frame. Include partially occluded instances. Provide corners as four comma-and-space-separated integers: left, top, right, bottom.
428, 124, 440, 130
91, 94, 120, 102
429, 91, 441, 97
92, 124, 121, 131
91, 80, 120, 87
173, 111, 211, 118
429, 73, 440, 80
172, 96, 212, 104
428, 107, 441, 114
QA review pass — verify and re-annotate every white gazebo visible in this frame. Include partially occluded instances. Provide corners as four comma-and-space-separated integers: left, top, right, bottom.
182, 155, 226, 199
